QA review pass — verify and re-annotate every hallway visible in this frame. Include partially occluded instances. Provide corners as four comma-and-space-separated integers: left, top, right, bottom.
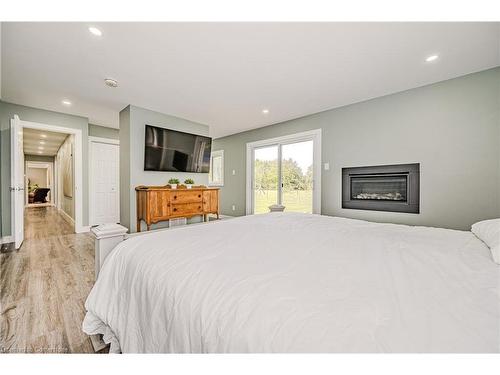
1, 207, 95, 353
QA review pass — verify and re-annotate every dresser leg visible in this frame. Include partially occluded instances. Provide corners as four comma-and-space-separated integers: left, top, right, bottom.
147, 223, 151, 231
137, 220, 141, 233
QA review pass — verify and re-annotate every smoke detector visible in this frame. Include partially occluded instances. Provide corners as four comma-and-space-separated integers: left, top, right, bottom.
104, 78, 118, 88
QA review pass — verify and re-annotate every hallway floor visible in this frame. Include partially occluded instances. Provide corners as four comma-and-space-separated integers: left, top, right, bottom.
1, 207, 96, 353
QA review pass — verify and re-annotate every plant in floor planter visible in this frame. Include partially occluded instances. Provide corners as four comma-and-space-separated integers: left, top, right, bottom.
184, 178, 195, 189
168, 178, 180, 189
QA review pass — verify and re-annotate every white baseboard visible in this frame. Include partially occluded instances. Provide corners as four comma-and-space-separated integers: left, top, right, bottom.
57, 208, 90, 233
58, 208, 75, 225
26, 203, 55, 208
0, 236, 14, 245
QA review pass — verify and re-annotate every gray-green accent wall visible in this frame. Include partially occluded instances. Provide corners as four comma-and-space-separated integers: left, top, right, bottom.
213, 67, 500, 230
0, 100, 90, 237
119, 105, 210, 232
89, 124, 119, 139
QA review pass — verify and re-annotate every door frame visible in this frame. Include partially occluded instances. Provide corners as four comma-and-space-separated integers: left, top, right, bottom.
11, 117, 85, 233
10, 115, 24, 248
245, 129, 322, 215
88, 136, 120, 226
25, 161, 54, 206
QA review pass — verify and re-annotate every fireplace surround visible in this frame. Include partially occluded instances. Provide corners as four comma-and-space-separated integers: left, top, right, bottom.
342, 163, 420, 213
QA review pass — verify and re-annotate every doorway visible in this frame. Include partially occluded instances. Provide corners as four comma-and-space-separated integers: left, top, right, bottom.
10, 115, 84, 249
25, 161, 54, 206
246, 129, 321, 215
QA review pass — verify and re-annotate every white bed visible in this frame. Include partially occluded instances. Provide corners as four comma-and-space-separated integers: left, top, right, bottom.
83, 213, 500, 353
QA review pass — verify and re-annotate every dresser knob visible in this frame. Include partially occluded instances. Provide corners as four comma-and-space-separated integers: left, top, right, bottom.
198, 206, 201, 210
173, 196, 177, 199
198, 194, 201, 198
173, 208, 177, 212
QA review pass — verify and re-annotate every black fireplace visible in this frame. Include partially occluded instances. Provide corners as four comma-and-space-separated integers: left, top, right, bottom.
342, 163, 420, 213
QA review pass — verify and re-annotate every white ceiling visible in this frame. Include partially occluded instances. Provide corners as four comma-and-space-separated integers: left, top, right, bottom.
2, 22, 499, 138
23, 127, 68, 156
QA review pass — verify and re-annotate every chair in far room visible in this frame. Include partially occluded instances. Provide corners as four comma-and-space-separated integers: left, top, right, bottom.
32, 188, 50, 204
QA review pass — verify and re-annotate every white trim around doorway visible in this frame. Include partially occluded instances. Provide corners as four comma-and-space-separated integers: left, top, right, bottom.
14, 119, 86, 233
245, 129, 322, 215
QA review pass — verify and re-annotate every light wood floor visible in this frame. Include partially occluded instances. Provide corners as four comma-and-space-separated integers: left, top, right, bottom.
1, 207, 96, 353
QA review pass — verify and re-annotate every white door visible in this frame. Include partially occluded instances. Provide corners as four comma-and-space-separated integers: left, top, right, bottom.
10, 115, 25, 249
90, 141, 120, 225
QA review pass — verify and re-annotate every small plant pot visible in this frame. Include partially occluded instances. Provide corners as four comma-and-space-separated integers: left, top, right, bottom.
170, 184, 177, 189
186, 184, 193, 189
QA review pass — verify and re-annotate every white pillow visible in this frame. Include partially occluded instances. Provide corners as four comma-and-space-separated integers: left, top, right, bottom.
471, 218, 500, 264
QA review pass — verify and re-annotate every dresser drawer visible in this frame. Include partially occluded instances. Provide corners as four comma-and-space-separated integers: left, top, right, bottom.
171, 202, 204, 216
170, 191, 203, 204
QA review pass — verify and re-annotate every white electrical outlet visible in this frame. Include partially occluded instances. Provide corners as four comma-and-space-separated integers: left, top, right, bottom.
231, 205, 236, 211
232, 169, 236, 175
324, 163, 330, 171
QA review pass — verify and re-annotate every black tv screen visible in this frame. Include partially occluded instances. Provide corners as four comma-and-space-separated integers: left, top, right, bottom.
144, 125, 212, 173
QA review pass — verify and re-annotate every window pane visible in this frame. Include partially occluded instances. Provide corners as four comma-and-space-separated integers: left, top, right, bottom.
209, 152, 224, 185
254, 145, 278, 214
281, 140, 313, 213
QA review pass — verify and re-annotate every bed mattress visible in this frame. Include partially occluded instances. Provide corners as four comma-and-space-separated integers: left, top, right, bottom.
83, 213, 500, 353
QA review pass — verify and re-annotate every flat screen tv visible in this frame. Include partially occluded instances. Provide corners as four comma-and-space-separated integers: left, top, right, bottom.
144, 125, 212, 173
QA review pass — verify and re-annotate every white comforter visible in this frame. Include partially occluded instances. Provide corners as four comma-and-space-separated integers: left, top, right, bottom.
83, 213, 500, 353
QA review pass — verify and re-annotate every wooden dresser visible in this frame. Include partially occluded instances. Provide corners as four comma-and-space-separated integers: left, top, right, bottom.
135, 186, 220, 232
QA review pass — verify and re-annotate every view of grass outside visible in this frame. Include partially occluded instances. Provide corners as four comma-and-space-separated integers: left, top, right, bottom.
253, 140, 314, 214
254, 189, 313, 214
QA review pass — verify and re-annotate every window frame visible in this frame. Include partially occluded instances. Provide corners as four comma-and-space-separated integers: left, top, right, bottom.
209, 149, 224, 186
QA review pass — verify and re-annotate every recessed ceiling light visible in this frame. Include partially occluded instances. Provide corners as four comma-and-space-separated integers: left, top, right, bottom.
425, 54, 439, 62
40, 134, 47, 138
88, 27, 102, 37
39, 141, 45, 145
262, 109, 269, 114
104, 78, 118, 88
38, 151, 43, 154
62, 100, 72, 106
38, 146, 44, 150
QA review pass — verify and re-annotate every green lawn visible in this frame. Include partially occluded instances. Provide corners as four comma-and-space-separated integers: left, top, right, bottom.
254, 189, 312, 214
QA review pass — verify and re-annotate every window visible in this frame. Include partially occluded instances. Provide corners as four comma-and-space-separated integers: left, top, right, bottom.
246, 129, 321, 215
209, 150, 224, 186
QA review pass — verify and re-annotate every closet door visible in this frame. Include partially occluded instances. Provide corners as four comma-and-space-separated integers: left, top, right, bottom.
90, 140, 120, 225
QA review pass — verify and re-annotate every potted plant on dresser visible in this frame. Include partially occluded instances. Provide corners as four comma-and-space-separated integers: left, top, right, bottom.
168, 178, 180, 189
184, 178, 194, 189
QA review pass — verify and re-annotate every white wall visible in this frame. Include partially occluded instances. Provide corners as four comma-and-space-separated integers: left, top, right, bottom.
27, 167, 48, 188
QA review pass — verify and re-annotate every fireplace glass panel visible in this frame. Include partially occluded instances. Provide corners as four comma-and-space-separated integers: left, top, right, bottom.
351, 175, 407, 201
